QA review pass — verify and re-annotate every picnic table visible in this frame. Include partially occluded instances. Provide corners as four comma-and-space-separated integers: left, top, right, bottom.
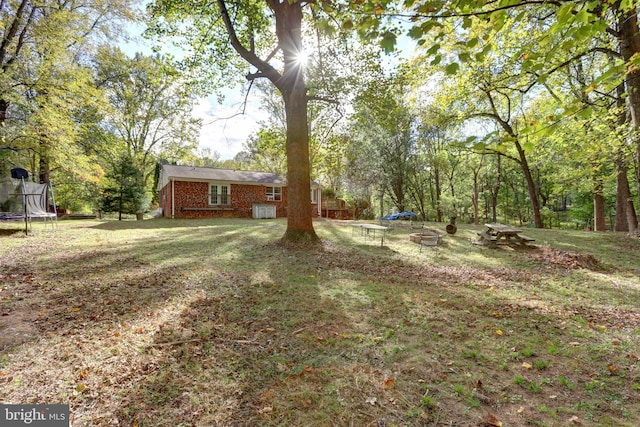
352, 223, 391, 247
476, 223, 535, 248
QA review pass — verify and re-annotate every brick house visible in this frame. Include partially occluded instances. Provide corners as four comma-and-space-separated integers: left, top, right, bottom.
157, 164, 321, 219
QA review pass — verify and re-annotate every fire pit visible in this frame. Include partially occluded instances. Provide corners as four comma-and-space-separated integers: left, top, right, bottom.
409, 230, 439, 244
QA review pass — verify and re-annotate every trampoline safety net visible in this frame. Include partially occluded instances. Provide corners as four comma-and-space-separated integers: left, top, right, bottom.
0, 177, 57, 221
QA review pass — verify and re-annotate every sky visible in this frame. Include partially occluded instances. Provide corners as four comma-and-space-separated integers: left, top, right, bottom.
122, 17, 266, 161
192, 93, 267, 160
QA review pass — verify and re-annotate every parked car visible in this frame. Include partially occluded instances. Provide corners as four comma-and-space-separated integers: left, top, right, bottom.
380, 211, 418, 221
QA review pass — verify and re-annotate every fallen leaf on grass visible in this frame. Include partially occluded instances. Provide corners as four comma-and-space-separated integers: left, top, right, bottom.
383, 378, 395, 389
71, 307, 81, 312
484, 413, 502, 426
365, 396, 377, 405
495, 329, 504, 336
517, 406, 525, 414
522, 362, 533, 370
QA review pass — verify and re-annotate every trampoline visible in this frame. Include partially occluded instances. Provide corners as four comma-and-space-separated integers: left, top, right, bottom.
0, 168, 57, 235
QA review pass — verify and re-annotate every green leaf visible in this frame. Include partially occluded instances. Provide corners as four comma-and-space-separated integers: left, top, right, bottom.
523, 140, 535, 151
426, 43, 441, 55
380, 31, 397, 54
577, 107, 594, 119
556, 3, 575, 22
445, 62, 459, 75
408, 25, 423, 40
575, 9, 589, 23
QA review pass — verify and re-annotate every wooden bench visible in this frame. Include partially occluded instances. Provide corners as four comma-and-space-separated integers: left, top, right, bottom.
518, 235, 535, 243
476, 231, 498, 248
477, 231, 497, 241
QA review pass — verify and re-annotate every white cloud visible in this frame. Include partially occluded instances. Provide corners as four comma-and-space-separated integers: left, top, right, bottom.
194, 94, 267, 160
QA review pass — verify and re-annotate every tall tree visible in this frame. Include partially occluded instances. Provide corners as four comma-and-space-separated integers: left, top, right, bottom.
0, 0, 134, 180
148, 0, 325, 243
351, 73, 417, 215
95, 47, 200, 218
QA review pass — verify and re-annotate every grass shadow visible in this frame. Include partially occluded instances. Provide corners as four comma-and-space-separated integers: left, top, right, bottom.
1, 220, 639, 426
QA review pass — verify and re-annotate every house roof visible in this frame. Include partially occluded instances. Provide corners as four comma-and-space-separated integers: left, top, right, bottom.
158, 164, 322, 192
158, 165, 287, 191
165, 165, 284, 183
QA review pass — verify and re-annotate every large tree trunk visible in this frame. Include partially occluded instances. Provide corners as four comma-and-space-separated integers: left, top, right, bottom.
617, 5, 640, 233
220, 0, 318, 244
280, 84, 318, 243
276, 1, 318, 244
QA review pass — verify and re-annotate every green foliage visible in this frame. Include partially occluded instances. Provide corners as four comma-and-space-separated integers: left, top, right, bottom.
95, 46, 200, 192
101, 153, 150, 217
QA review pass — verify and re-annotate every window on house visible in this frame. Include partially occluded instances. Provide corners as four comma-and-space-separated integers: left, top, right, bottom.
311, 188, 318, 204
266, 186, 282, 201
209, 184, 230, 205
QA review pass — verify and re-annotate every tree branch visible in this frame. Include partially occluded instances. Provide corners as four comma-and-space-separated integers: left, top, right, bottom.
217, 0, 282, 87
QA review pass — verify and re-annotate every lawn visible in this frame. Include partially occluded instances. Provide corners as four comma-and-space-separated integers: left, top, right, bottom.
1, 218, 639, 426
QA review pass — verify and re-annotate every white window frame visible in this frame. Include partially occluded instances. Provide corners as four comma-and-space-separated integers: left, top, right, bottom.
266, 186, 282, 201
209, 183, 230, 205
310, 187, 318, 204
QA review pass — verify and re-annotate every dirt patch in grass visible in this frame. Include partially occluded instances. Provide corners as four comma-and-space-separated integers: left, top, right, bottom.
529, 247, 602, 271
0, 311, 36, 350
1, 220, 639, 426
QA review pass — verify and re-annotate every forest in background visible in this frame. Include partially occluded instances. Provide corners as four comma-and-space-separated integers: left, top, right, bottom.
2, 0, 640, 232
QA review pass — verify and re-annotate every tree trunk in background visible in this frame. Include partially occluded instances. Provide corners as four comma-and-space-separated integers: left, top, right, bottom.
0, 100, 8, 124
594, 179, 606, 231
472, 166, 480, 225
38, 149, 50, 184
490, 155, 502, 223
514, 139, 542, 227
615, 152, 638, 231
434, 167, 442, 222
